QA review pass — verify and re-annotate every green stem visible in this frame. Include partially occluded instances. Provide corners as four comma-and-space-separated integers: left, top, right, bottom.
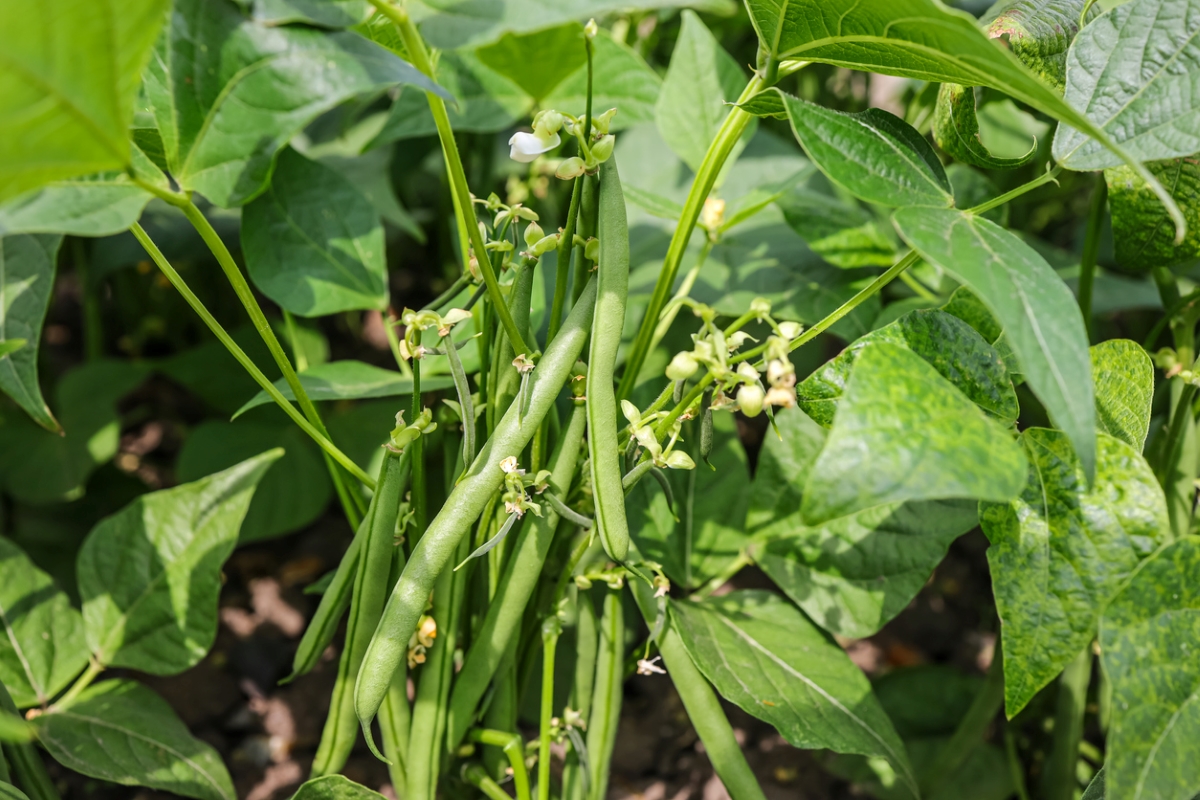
1077, 177, 1107, 341
1040, 647, 1091, 800
691, 552, 751, 601
411, 357, 427, 537
376, 2, 533, 358
130, 223, 375, 489
921, 650, 1005, 795
899, 270, 937, 302
549, 177, 584, 343
422, 273, 472, 313
1005, 727, 1032, 800
648, 241, 712, 357
465, 763, 515, 800
51, 660, 103, 710
618, 75, 765, 399
538, 618, 560, 800
282, 309, 308, 371
967, 165, 1064, 216
72, 237, 103, 361
470, 730, 532, 800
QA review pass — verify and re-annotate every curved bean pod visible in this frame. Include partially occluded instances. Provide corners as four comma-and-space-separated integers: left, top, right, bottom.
355, 278, 599, 742
587, 157, 632, 561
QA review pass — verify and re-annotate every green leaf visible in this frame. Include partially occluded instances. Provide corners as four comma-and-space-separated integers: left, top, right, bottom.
251, 0, 369, 27
36, 680, 235, 800
0, 340, 24, 359
934, 84, 1036, 170
655, 11, 750, 172
738, 89, 788, 119
796, 309, 1018, 428
671, 590, 918, 798
0, 711, 35, 744
627, 415, 750, 589
893, 206, 1096, 479
475, 22, 587, 101
1091, 339, 1153, 451
986, 0, 1091, 92
0, 538, 87, 709
940, 286, 1024, 380
1099, 536, 1200, 800
800, 343, 1027, 525
775, 178, 898, 268
176, 420, 332, 544
242, 148, 387, 317
753, 500, 977, 638
543, 34, 663, 131
983, 430, 1168, 717
0, 0, 170, 201
746, 406, 828, 532
1053, 0, 1200, 170
872, 664, 986, 738
233, 360, 454, 417
78, 451, 281, 673
368, 51, 531, 143
775, 91, 952, 208
414, 0, 738, 50
144, 0, 448, 207
291, 775, 386, 800
1106, 156, 1200, 273
1081, 767, 1106, 800
0, 784, 29, 800
0, 361, 148, 504
0, 234, 61, 431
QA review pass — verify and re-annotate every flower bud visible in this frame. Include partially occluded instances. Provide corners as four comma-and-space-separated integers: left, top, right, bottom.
591, 134, 615, 163
778, 321, 803, 340
593, 107, 618, 135
764, 386, 797, 409
584, 18, 598, 39
664, 450, 696, 470
737, 362, 760, 382
530, 234, 559, 256
750, 297, 771, 318
737, 384, 765, 417
700, 197, 725, 231
536, 109, 564, 136
666, 351, 699, 381
556, 156, 586, 180
621, 399, 642, 426
584, 237, 599, 262
523, 221, 545, 247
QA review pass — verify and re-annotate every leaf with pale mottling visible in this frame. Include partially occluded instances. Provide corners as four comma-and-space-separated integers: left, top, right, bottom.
1091, 339, 1153, 451
1105, 156, 1200, 273
0, 234, 61, 431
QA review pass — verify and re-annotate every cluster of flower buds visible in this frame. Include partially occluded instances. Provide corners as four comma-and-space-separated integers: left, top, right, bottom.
556, 107, 618, 179
621, 400, 696, 470
499, 456, 552, 518
573, 564, 627, 590
477, 195, 560, 272
407, 614, 438, 668
387, 408, 436, 454
397, 306, 472, 361
1155, 347, 1200, 386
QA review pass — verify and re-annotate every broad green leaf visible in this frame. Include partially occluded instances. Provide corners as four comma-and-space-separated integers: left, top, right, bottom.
368, 51, 531, 143
671, 590, 918, 798
982, 430, 1168, 717
291, 775, 386, 800
160, 324, 282, 416
775, 179, 898, 268
243, 148, 387, 317
233, 360, 454, 417
475, 23, 587, 101
934, 84, 1036, 170
796, 309, 1018, 428
738, 89, 788, 119
251, 0, 369, 26
986, 0, 1091, 92
656, 11, 750, 172
627, 414, 750, 589
1053, 0, 1200, 170
0, 784, 28, 800
893, 206, 1096, 479
775, 91, 952, 208
753, 499, 977, 638
0, 0, 169, 201
1106, 156, 1200, 273
0, 538, 87, 709
414, 0, 738, 50
872, 664, 985, 738
829, 738, 1014, 800
743, 0, 1185, 229
746, 406, 827, 532
78, 451, 280, 673
1091, 339, 1153, 450
623, 185, 685, 221
1082, 767, 1106, 800
37, 680, 235, 800
940, 286, 1023, 381
0, 361, 148, 504
543, 34, 663, 130
1099, 536, 1200, 800
176, 420, 332, 544
0, 234, 61, 431
800, 343, 1026, 525
144, 0, 448, 207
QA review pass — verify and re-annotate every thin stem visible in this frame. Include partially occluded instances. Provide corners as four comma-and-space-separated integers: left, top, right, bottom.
130, 223, 375, 489
691, 552, 751, 601
383, 311, 415, 379
922, 650, 1005, 795
411, 357, 427, 537
72, 237, 103, 361
1040, 647, 1091, 800
51, 660, 103, 710
618, 75, 766, 399
422, 273, 472, 313
583, 37, 594, 144
1077, 176, 1107, 340
282, 309, 308, 372
899, 270, 937, 302
465, 764, 515, 800
648, 244, 710, 357
549, 177, 584, 342
375, 1, 533, 358
967, 165, 1064, 216
470, 730, 532, 800
538, 619, 560, 800
1005, 727, 1032, 800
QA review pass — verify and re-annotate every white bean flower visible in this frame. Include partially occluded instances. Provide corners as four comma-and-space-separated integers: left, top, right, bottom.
508, 130, 561, 163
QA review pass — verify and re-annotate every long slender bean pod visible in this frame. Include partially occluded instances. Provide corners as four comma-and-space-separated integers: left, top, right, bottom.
446, 406, 587, 749
357, 279, 599, 744
572, 174, 598, 305
538, 617, 561, 800
550, 177, 584, 342
444, 333, 476, 475
284, 527, 362, 683
379, 545, 412, 792
628, 577, 767, 800
561, 589, 598, 800
585, 590, 625, 800
312, 451, 407, 776
587, 157, 632, 561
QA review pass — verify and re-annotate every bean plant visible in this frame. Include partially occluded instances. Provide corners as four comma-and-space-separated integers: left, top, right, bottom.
1, 0, 1199, 798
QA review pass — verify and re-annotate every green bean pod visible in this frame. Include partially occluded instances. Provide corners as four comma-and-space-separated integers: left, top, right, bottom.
356, 278, 599, 742
378, 543, 412, 792
311, 450, 407, 776
445, 405, 587, 750
561, 588, 598, 800
285, 528, 362, 683
587, 157, 632, 561
585, 590, 625, 800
